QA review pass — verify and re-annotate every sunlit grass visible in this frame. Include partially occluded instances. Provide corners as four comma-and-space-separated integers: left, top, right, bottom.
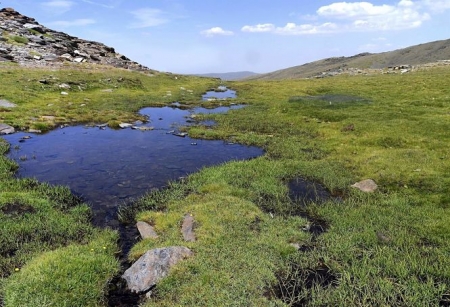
1, 64, 450, 305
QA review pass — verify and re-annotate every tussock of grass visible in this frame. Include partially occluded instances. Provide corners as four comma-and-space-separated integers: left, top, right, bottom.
3, 230, 119, 307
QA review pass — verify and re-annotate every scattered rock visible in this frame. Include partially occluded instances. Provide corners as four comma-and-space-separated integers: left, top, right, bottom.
122, 246, 193, 293
136, 221, 158, 239
0, 123, 15, 134
181, 214, 196, 242
28, 129, 42, 133
58, 83, 71, 89
41, 115, 55, 121
119, 123, 133, 129
351, 179, 378, 193
375, 230, 391, 243
0, 8, 156, 72
60, 91, 68, 96
0, 99, 16, 108
174, 132, 188, 137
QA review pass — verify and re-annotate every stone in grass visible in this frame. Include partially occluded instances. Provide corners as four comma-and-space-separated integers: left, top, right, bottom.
351, 179, 378, 193
122, 246, 193, 293
0, 99, 17, 108
181, 213, 196, 242
0, 123, 15, 135
136, 221, 158, 239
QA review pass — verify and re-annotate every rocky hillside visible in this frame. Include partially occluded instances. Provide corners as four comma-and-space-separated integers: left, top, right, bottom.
247, 38, 450, 80
0, 7, 153, 71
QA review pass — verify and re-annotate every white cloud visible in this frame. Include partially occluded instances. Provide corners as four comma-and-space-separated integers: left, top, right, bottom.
243, 1, 433, 35
317, 2, 395, 18
242, 22, 337, 35
48, 19, 96, 27
274, 22, 337, 35
129, 8, 169, 28
241, 23, 275, 33
80, 0, 120, 9
201, 27, 234, 37
317, 1, 430, 30
41, 0, 74, 13
422, 0, 450, 12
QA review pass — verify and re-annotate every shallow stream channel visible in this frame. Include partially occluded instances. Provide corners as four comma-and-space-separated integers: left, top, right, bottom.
3, 95, 264, 304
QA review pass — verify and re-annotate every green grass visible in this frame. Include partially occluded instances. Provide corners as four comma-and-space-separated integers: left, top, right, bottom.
1, 64, 450, 306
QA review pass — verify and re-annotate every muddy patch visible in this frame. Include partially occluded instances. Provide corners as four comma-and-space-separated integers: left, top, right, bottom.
288, 177, 331, 205
270, 259, 338, 306
1, 203, 36, 216
440, 292, 450, 307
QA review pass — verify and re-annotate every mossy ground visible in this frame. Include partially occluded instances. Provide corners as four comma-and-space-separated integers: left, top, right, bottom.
1, 64, 449, 306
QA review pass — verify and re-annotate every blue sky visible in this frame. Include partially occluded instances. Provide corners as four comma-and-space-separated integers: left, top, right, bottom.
2, 0, 450, 73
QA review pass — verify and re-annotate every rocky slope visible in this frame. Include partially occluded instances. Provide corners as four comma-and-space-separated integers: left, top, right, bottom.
0, 7, 153, 71
247, 38, 450, 80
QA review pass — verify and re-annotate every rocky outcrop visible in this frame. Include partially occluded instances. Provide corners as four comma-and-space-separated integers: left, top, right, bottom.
122, 246, 193, 294
0, 8, 155, 72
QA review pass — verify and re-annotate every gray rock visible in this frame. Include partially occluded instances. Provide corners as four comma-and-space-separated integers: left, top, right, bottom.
181, 214, 196, 242
28, 129, 42, 133
0, 123, 15, 134
0, 99, 17, 108
119, 123, 132, 129
122, 246, 193, 293
351, 179, 378, 193
136, 221, 158, 239
58, 83, 71, 89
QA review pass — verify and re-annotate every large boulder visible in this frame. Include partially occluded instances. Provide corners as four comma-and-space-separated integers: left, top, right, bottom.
122, 246, 193, 293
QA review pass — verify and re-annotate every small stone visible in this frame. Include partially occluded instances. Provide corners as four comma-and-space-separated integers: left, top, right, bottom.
119, 123, 133, 129
136, 221, 158, 239
0, 99, 16, 108
351, 179, 378, 193
59, 83, 71, 89
61, 91, 68, 96
0, 123, 15, 135
181, 214, 196, 242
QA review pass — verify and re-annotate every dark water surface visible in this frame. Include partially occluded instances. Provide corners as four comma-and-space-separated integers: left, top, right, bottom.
3, 105, 263, 228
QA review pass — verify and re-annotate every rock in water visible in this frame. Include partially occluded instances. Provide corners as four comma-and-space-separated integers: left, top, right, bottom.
0, 123, 15, 134
122, 246, 193, 293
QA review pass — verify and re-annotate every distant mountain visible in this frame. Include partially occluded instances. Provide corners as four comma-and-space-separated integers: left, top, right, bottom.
0, 7, 155, 72
193, 71, 259, 80
246, 38, 450, 80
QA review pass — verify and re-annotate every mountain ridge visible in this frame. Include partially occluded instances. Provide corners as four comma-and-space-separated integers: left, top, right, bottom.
192, 71, 259, 80
246, 38, 450, 80
0, 7, 155, 72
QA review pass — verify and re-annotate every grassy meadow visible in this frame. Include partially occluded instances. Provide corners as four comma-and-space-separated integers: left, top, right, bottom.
1, 62, 449, 306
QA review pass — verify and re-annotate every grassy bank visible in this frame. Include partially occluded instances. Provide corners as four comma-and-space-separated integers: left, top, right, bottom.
0, 65, 222, 306
1, 64, 449, 306
127, 68, 450, 306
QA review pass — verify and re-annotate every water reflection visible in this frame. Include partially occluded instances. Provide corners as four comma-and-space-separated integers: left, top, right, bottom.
3, 106, 262, 227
